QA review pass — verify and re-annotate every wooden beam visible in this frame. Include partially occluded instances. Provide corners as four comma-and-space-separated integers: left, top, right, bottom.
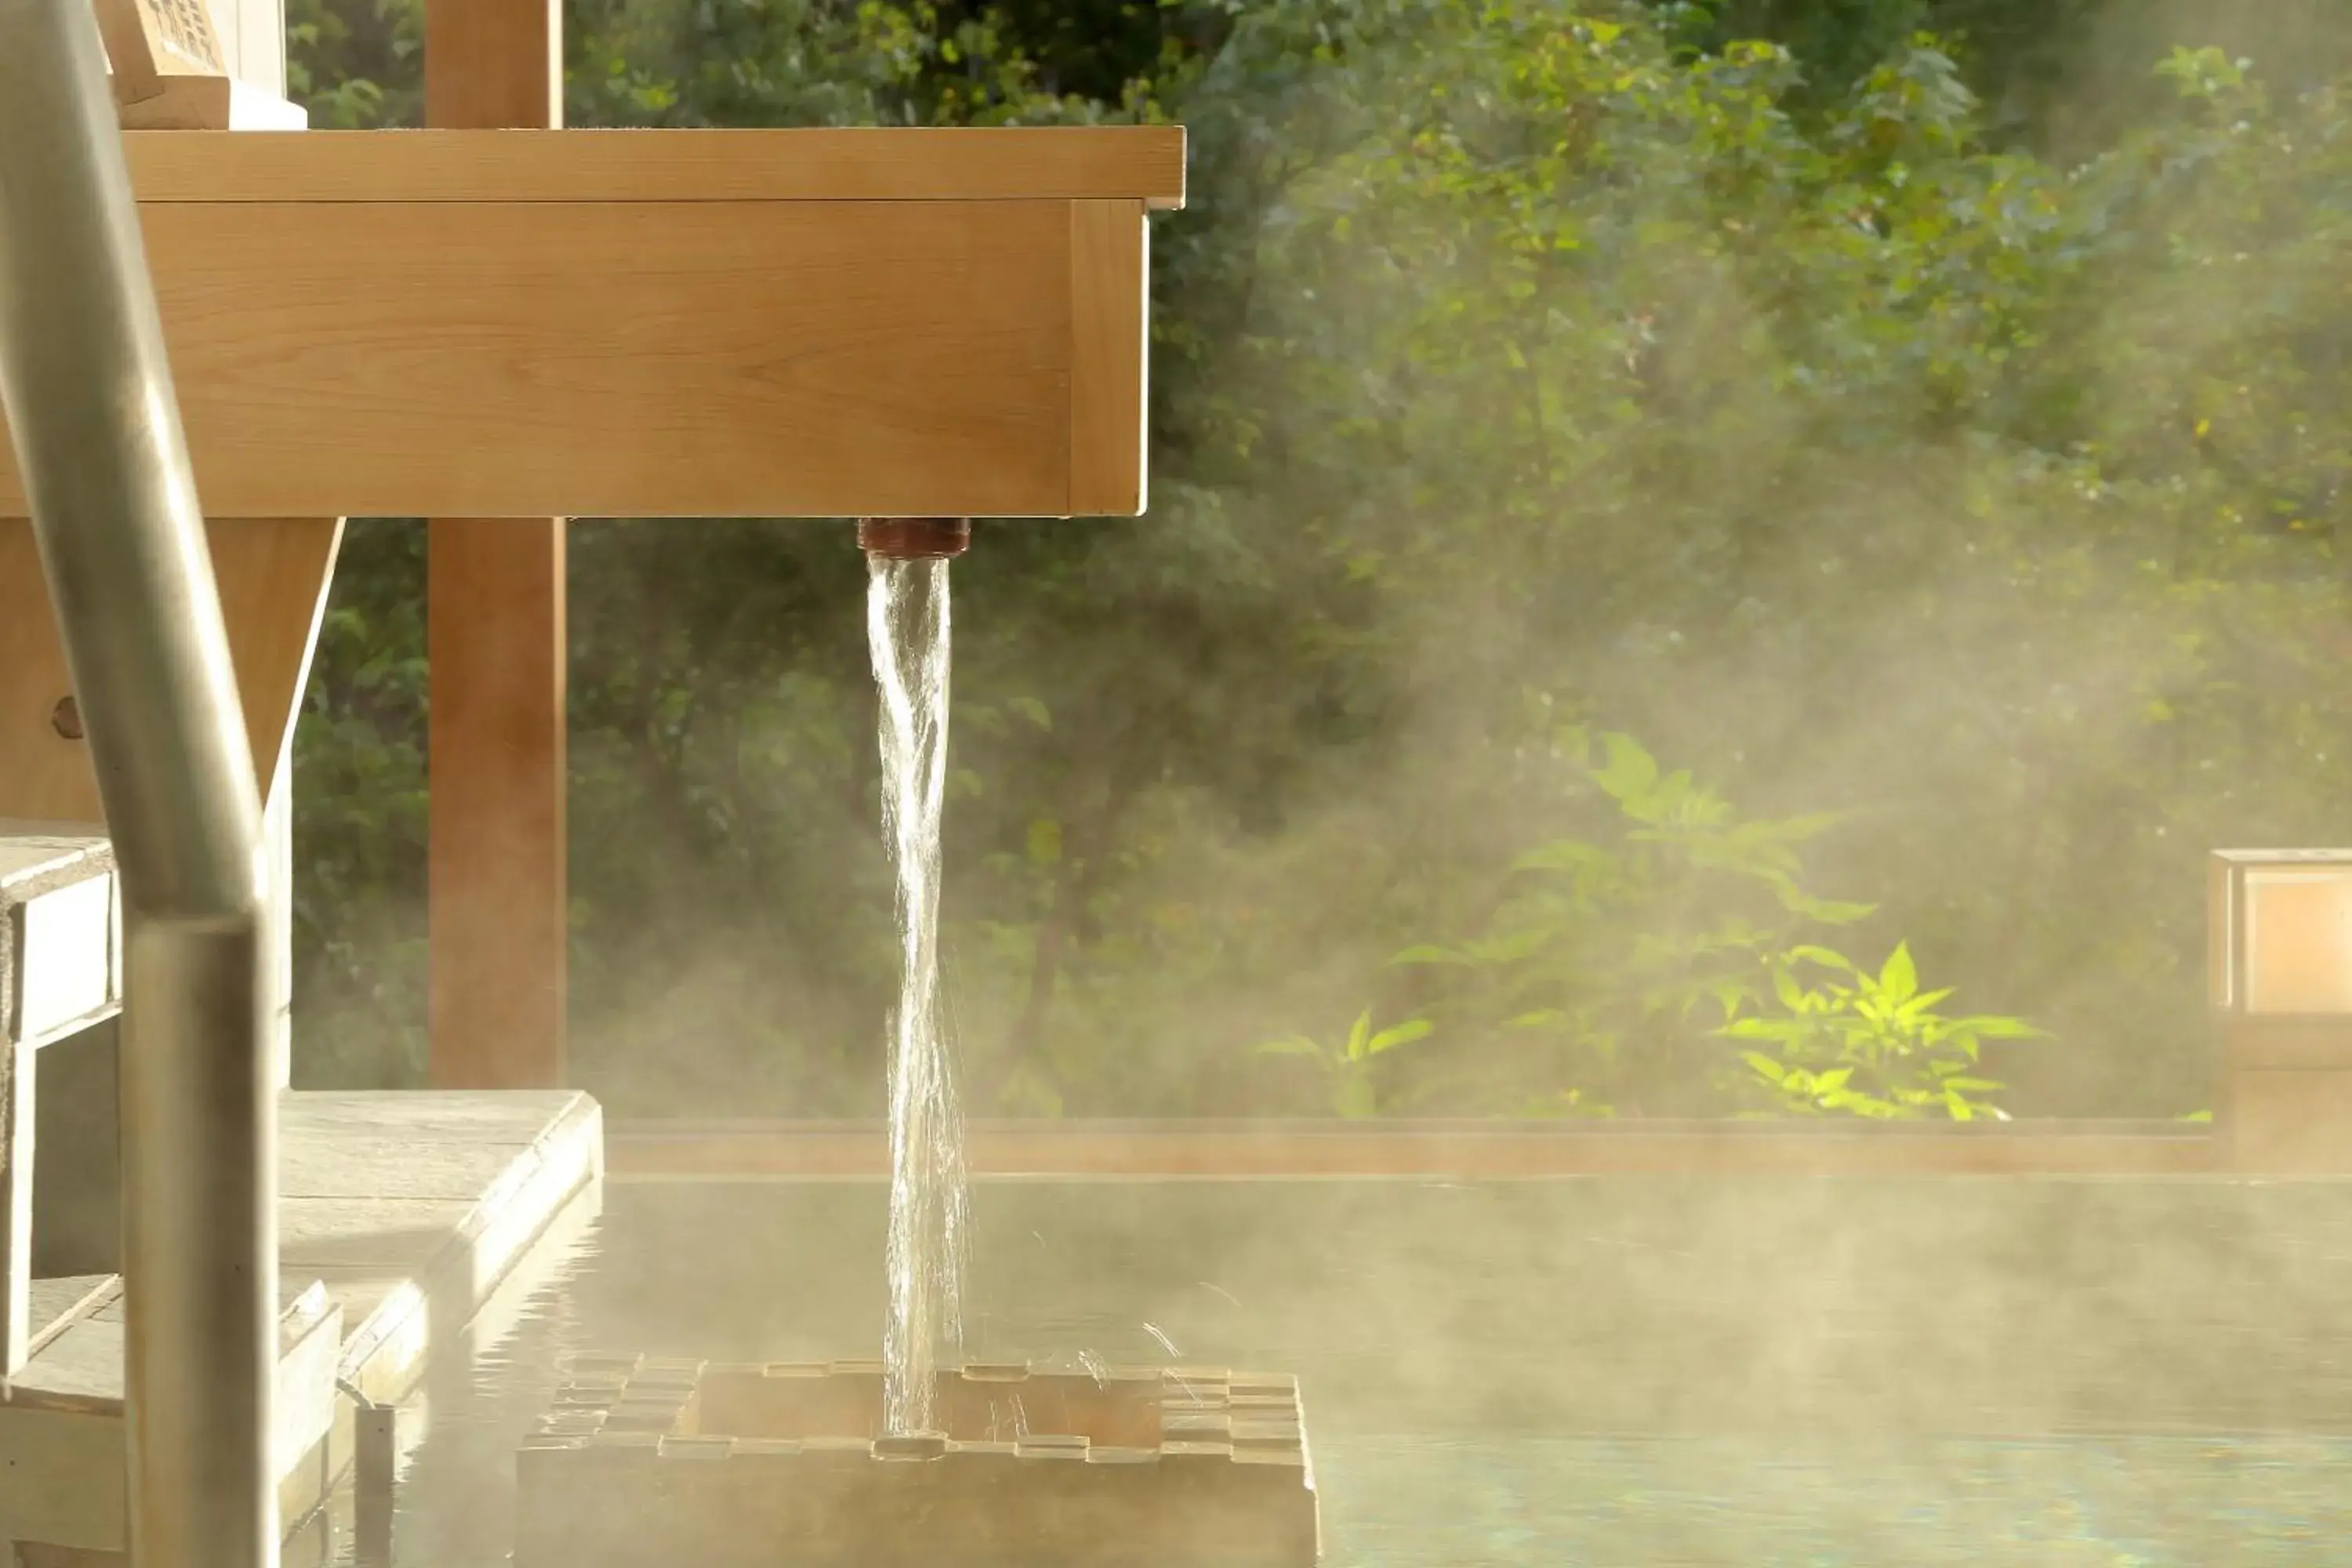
425, 0, 568, 1092
0, 517, 340, 822
1069, 199, 1149, 516
425, 0, 560, 133
604, 1120, 2221, 1181
118, 127, 1188, 207
0, 188, 1131, 519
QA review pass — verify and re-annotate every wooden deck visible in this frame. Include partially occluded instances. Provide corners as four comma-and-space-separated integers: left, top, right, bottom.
0, 1088, 601, 1557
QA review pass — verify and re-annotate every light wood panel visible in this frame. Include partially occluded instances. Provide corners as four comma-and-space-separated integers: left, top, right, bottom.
0, 518, 339, 824
0, 198, 1079, 520
1069, 199, 1149, 516
122, 127, 1187, 207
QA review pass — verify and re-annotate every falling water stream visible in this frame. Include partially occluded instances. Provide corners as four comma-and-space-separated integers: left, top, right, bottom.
868, 554, 971, 1436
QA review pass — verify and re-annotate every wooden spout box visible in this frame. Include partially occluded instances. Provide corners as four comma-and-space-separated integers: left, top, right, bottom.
514, 1355, 1319, 1567
0, 128, 1183, 522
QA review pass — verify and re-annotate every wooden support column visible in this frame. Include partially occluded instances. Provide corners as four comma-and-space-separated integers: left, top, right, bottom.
424, 0, 568, 1089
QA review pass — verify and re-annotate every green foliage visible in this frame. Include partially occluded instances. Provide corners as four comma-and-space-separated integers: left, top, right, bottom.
1257, 1010, 1435, 1118
1726, 942, 2042, 1119
1356, 729, 2031, 1119
285, 0, 2352, 1123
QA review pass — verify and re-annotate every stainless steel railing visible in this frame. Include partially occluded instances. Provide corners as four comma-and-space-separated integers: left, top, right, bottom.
0, 3, 277, 1566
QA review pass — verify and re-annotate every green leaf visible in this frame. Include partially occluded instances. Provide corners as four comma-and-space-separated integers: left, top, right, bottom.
1254, 1036, 1325, 1060
1345, 1010, 1374, 1062
1588, 731, 1661, 808
1366, 1018, 1434, 1056
1956, 1016, 2046, 1039
1878, 942, 1918, 1004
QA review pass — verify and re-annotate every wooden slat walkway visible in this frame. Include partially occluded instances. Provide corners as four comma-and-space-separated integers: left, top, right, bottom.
0, 1088, 602, 1555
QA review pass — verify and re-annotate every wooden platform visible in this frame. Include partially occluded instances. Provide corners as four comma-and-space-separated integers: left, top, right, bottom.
2, 826, 121, 1382
0, 1088, 602, 1556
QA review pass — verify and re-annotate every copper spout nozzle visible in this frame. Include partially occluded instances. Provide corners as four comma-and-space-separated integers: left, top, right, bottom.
858, 517, 971, 560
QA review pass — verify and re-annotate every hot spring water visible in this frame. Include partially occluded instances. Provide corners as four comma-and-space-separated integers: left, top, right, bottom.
867, 554, 971, 1437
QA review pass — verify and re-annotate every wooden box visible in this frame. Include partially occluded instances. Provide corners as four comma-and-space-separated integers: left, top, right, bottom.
0, 127, 1183, 521
514, 1355, 1319, 1567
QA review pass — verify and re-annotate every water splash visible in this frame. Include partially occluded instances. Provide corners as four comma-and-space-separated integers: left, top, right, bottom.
868, 556, 971, 1436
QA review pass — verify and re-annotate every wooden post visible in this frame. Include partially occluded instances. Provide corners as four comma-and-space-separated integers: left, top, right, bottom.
2211, 850, 2352, 1172
424, 0, 568, 1089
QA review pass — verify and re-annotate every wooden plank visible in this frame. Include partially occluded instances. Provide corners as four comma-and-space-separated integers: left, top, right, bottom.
117, 74, 309, 131
121, 127, 1188, 207
2, 1285, 343, 1555
430, 0, 566, 1111
24, 1276, 118, 1363
278, 1087, 587, 1138
0, 188, 1123, 517
426, 0, 559, 131
0, 1406, 122, 1552
14, 877, 114, 1050
428, 517, 568, 1088
2, 831, 118, 1051
0, 1039, 30, 1375
0, 199, 1074, 520
604, 1119, 2220, 1180
1068, 200, 1149, 517
95, 0, 166, 103
0, 517, 340, 821
0, 1092, 600, 1552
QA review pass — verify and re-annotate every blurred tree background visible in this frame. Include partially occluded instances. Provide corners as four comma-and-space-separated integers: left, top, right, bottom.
285, 0, 2352, 1122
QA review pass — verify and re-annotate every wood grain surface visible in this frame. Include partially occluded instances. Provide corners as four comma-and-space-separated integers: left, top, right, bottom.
0, 517, 339, 824
1069, 199, 1149, 517
121, 125, 1186, 206
0, 198, 1080, 519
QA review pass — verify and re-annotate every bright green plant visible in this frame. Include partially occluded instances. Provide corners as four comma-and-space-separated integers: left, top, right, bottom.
1724, 942, 2043, 1119
1256, 1010, 1434, 1119
1385, 728, 1879, 1116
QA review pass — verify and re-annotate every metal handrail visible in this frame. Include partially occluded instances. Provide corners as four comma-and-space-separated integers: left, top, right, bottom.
0, 4, 276, 1566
